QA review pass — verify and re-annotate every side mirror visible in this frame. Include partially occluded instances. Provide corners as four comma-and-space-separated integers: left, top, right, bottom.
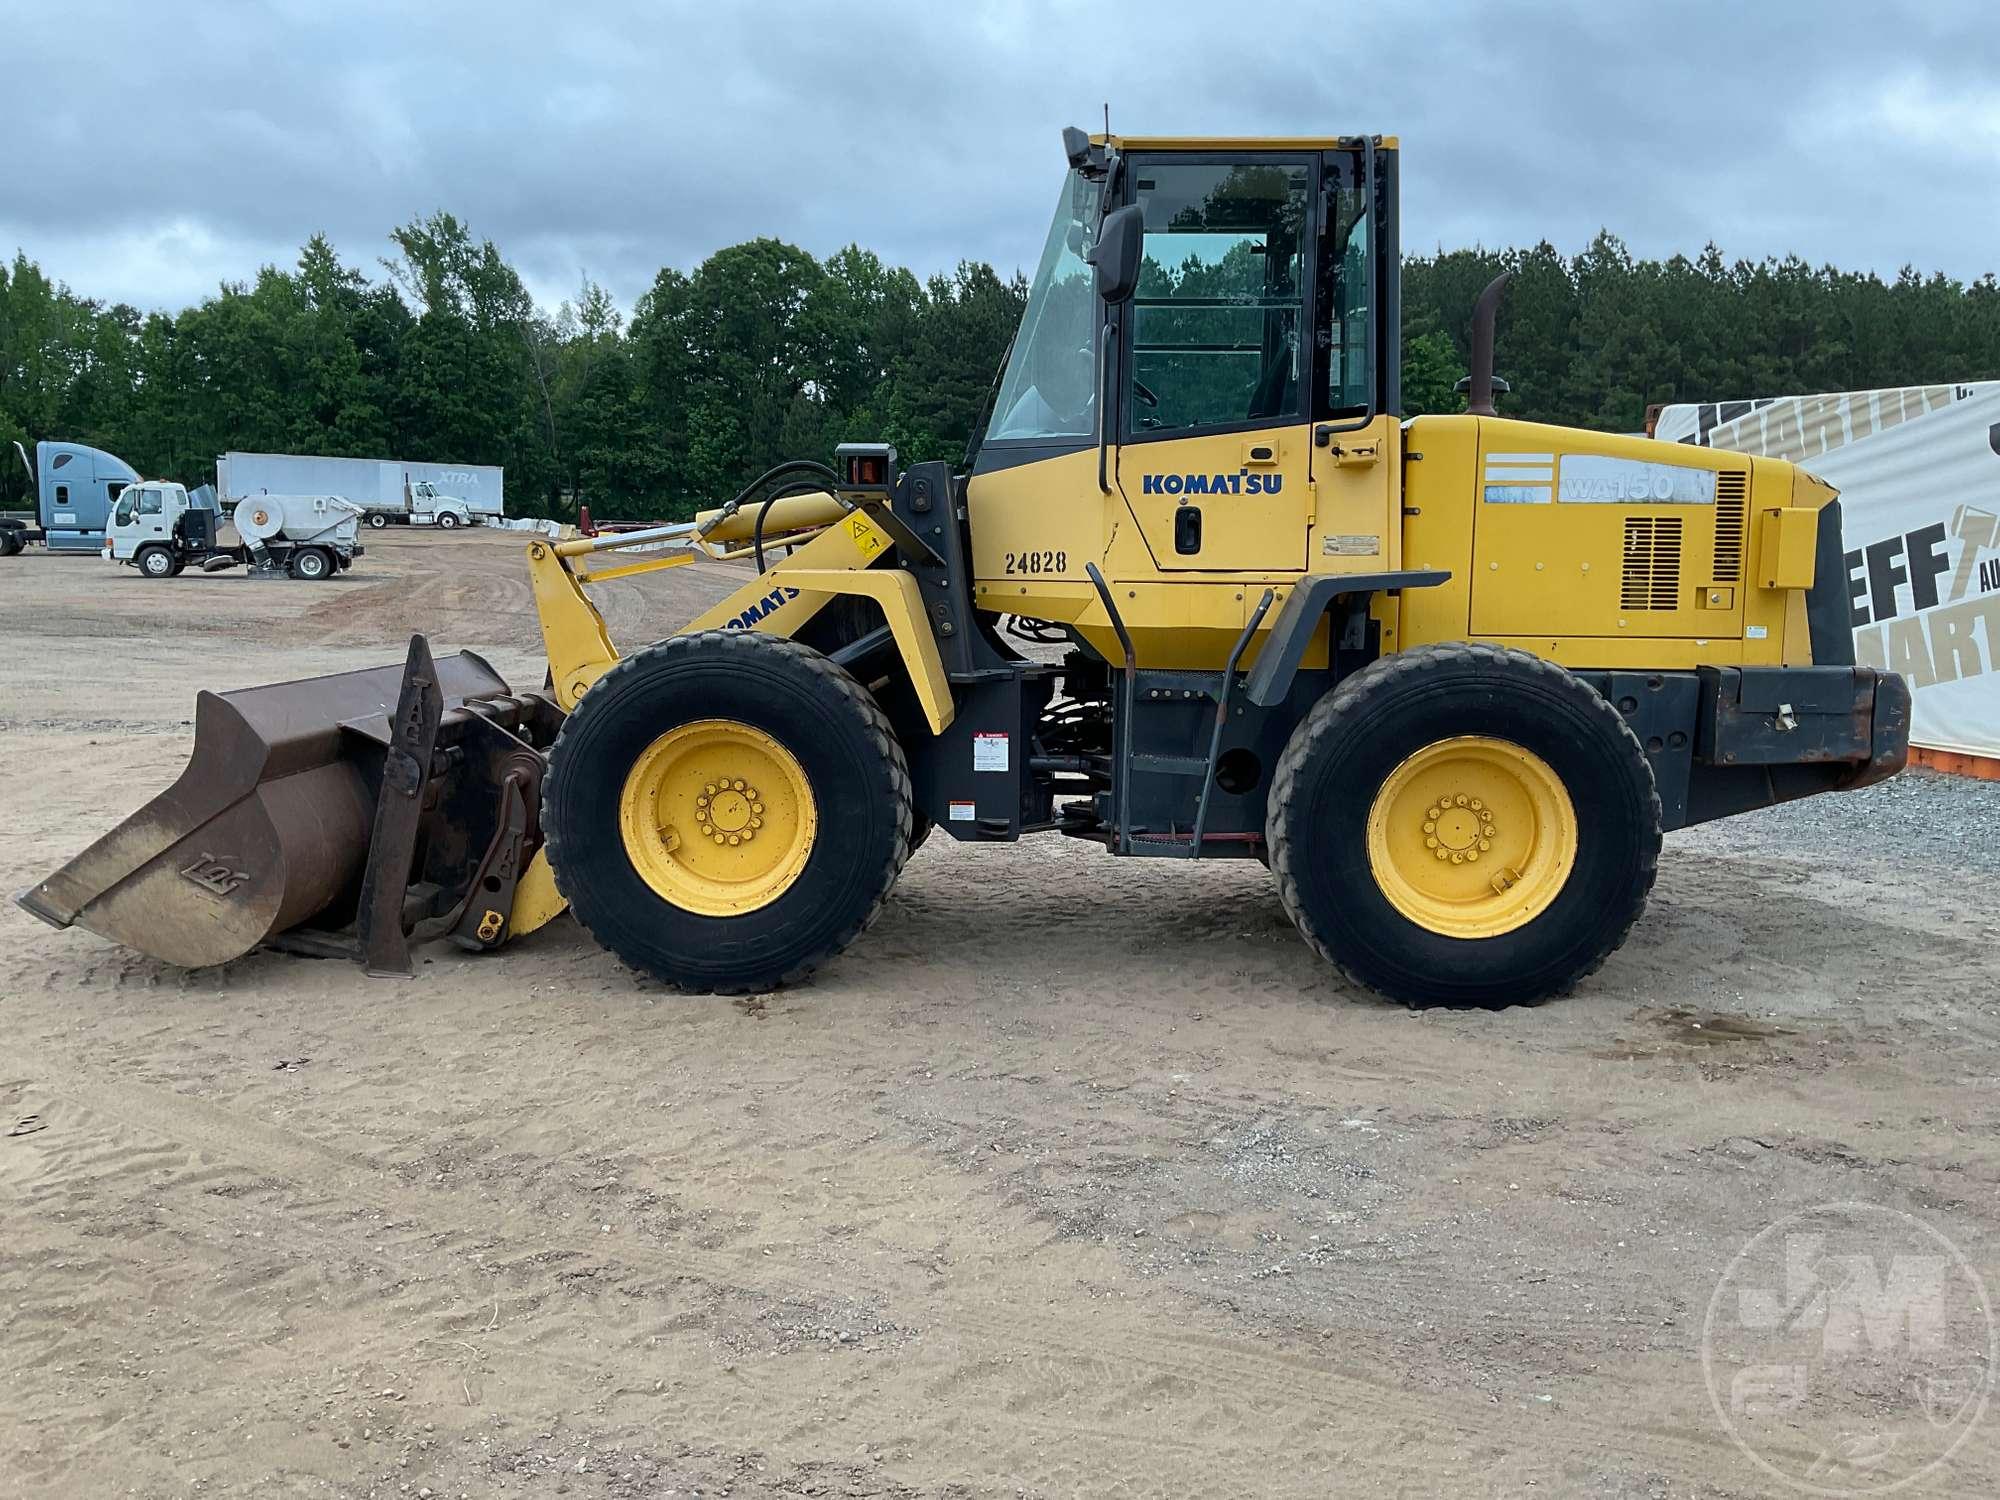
1089, 205, 1144, 305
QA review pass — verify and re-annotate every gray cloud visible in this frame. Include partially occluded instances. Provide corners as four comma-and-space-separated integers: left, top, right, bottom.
5, 0, 1996, 315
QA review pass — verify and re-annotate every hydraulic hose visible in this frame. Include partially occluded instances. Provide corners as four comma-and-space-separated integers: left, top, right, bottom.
751, 475, 856, 573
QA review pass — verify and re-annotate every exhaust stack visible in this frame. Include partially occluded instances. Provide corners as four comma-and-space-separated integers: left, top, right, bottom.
1463, 271, 1515, 418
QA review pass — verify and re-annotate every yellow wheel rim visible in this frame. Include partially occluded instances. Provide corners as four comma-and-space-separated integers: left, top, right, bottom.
618, 719, 817, 917
1364, 735, 1577, 940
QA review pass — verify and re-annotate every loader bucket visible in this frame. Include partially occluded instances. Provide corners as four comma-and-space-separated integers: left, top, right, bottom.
18, 636, 565, 973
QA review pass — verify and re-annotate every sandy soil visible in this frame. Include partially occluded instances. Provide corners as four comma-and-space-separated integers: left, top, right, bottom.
3, 530, 1998, 1498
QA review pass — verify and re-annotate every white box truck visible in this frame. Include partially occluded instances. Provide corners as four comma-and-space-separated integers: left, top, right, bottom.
217, 452, 504, 530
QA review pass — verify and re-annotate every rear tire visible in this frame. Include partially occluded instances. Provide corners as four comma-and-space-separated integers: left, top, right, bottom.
1267, 643, 1660, 1008
0, 528, 22, 557
368, 512, 389, 529
289, 546, 332, 580
137, 545, 176, 579
543, 631, 913, 992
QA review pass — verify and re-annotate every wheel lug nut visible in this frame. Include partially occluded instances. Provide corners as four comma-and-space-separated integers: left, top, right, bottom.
712, 833, 726, 845
1454, 794, 1468, 807
1434, 848, 1449, 861
732, 779, 745, 790
1470, 798, 1483, 811
728, 834, 740, 846
1466, 850, 1480, 862
1424, 836, 1438, 849
752, 803, 764, 815
1422, 820, 1436, 834
705, 784, 716, 796
1479, 839, 1491, 851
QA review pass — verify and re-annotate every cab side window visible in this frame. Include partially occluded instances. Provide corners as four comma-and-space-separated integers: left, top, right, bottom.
1127, 160, 1311, 437
137, 488, 163, 516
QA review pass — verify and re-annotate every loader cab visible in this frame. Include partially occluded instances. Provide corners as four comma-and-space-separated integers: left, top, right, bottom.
969, 134, 1401, 589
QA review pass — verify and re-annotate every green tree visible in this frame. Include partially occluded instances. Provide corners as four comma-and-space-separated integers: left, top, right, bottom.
1400, 330, 1466, 417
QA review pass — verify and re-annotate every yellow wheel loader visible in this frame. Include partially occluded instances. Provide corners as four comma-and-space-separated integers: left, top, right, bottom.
20, 130, 1911, 1007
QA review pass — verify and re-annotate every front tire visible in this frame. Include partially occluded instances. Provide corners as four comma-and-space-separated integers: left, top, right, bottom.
137, 545, 176, 579
1267, 644, 1660, 1008
543, 631, 913, 992
435, 511, 460, 530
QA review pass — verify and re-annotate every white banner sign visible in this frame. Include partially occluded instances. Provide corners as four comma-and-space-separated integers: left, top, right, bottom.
1656, 384, 2000, 761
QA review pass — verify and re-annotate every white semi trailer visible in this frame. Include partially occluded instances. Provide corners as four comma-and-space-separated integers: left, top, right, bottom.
217, 451, 504, 530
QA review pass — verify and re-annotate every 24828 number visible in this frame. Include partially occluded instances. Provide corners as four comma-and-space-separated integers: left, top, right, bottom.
1003, 550, 1067, 575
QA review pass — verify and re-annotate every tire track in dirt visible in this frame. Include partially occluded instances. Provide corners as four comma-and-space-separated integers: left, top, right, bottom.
3, 1046, 1816, 1497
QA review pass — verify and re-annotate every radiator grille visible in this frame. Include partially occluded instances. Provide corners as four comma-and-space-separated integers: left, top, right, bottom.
1712, 471, 1748, 582
1622, 517, 1684, 611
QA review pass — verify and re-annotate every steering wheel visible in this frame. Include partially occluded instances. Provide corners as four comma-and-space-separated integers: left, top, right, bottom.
1132, 379, 1160, 409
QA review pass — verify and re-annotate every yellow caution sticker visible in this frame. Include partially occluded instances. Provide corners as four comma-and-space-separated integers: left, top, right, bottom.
846, 516, 882, 558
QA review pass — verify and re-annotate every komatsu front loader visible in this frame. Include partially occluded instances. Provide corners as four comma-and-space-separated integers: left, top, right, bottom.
21, 130, 1910, 1007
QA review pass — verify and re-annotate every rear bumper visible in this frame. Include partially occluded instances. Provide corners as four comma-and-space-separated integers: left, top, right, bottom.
1579, 664, 1912, 831
1697, 666, 1911, 786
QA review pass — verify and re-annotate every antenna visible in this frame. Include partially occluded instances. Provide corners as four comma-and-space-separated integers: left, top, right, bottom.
1103, 102, 1110, 135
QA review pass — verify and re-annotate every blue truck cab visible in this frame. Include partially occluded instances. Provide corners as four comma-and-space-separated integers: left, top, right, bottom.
2, 440, 139, 554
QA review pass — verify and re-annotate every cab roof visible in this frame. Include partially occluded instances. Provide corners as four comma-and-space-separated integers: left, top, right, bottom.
1091, 134, 1398, 152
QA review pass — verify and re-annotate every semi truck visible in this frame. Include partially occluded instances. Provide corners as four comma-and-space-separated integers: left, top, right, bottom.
105, 479, 363, 579
217, 451, 503, 530
2, 440, 139, 556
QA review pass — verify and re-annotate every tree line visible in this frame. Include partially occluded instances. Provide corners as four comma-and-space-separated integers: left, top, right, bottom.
3, 213, 1996, 520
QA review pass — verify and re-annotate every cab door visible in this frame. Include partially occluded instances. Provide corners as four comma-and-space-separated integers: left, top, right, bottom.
106, 485, 141, 557
1306, 147, 1401, 577
1113, 154, 1317, 572
134, 484, 170, 542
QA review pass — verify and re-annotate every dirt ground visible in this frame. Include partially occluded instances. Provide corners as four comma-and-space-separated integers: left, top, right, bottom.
3, 529, 1998, 1498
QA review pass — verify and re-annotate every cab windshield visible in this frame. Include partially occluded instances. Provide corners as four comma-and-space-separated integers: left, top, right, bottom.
986, 171, 1098, 442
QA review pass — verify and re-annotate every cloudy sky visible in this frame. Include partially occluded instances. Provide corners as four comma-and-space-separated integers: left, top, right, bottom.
5, 0, 1996, 316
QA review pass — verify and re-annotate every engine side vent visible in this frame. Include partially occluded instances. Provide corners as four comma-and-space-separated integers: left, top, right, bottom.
1622, 517, 1684, 611
1712, 470, 1748, 582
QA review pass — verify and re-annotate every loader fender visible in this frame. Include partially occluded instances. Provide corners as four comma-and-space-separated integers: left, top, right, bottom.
679, 514, 955, 735
1242, 570, 1451, 708
751, 568, 955, 735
